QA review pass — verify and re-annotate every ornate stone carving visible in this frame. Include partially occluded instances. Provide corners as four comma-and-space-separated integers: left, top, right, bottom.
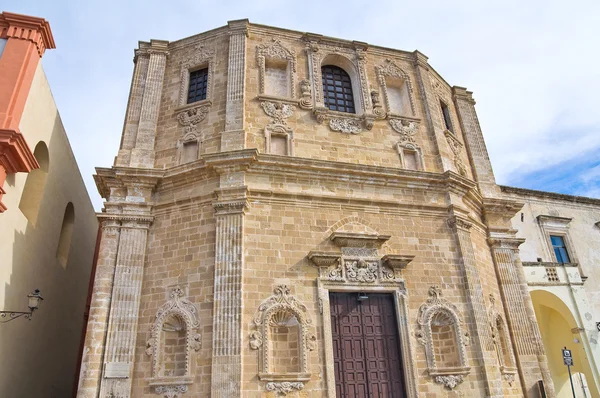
146, 287, 201, 381
445, 130, 467, 176
371, 90, 386, 119
257, 39, 297, 98
299, 79, 312, 109
250, 285, 314, 380
261, 101, 295, 125
265, 381, 304, 395
390, 119, 418, 143
155, 385, 188, 398
179, 45, 215, 106
375, 58, 416, 116
488, 294, 517, 377
345, 259, 378, 283
416, 286, 470, 383
504, 373, 515, 386
177, 105, 209, 135
435, 375, 464, 390
329, 118, 362, 134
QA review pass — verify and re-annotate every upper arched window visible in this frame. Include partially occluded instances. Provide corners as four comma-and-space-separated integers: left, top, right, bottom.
19, 141, 49, 225
321, 65, 355, 114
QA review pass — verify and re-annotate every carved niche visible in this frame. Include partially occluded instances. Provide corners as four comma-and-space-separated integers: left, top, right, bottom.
256, 39, 297, 99
416, 286, 470, 390
390, 118, 424, 171
375, 58, 416, 117
249, 285, 315, 394
488, 294, 517, 385
444, 130, 467, 176
303, 36, 375, 133
146, 287, 202, 397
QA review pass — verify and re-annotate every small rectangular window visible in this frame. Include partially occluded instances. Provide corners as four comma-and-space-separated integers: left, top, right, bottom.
550, 235, 570, 263
403, 150, 418, 170
187, 68, 208, 104
440, 101, 453, 132
270, 135, 288, 155
264, 59, 289, 97
181, 141, 198, 163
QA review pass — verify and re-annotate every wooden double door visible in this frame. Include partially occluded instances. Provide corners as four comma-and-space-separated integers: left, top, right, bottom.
330, 293, 406, 398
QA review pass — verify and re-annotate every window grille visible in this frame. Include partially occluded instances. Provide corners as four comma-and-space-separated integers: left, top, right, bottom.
321, 65, 355, 113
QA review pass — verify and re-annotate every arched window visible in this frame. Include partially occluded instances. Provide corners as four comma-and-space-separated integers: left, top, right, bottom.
321, 65, 355, 113
56, 202, 74, 267
19, 141, 49, 224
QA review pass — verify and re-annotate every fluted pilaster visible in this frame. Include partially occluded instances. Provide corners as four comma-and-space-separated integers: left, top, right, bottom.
489, 237, 556, 397
448, 214, 504, 398
130, 40, 168, 168
221, 20, 248, 151
210, 198, 247, 397
116, 50, 150, 166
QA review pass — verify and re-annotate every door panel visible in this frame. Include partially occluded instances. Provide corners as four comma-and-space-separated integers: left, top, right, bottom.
330, 292, 406, 398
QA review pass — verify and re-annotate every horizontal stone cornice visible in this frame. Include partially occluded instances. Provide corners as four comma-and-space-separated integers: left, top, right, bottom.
97, 213, 154, 228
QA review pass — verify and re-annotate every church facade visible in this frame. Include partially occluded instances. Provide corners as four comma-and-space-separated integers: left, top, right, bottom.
77, 20, 600, 397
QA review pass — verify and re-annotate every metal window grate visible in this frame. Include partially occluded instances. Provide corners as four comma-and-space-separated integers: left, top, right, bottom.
321, 65, 355, 114
187, 68, 208, 104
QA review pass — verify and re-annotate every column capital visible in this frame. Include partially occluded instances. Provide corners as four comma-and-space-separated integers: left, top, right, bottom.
447, 214, 473, 231
97, 213, 153, 229
227, 19, 249, 36
412, 50, 429, 69
0, 12, 56, 56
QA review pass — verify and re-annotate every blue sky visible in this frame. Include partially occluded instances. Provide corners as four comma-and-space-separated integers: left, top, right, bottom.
9, 0, 600, 209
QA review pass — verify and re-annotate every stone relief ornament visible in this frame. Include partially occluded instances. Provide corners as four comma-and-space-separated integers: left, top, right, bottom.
146, 287, 201, 381
371, 90, 386, 119
345, 259, 378, 283
390, 119, 419, 143
155, 385, 188, 398
329, 118, 362, 134
444, 130, 467, 176
250, 285, 315, 383
256, 39, 297, 98
265, 381, 304, 396
299, 79, 312, 109
435, 375, 464, 390
260, 101, 295, 125
177, 105, 209, 135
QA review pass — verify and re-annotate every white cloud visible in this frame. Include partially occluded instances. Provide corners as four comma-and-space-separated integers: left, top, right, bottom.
12, 0, 600, 209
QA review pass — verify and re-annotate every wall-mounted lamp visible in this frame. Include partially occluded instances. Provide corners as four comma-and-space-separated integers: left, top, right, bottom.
357, 292, 369, 302
0, 289, 43, 323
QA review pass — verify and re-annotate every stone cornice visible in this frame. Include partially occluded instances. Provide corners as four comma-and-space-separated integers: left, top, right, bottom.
522, 261, 579, 268
381, 255, 415, 270
330, 232, 391, 248
482, 197, 525, 216
0, 12, 56, 56
536, 214, 572, 227
0, 128, 39, 173
501, 185, 600, 207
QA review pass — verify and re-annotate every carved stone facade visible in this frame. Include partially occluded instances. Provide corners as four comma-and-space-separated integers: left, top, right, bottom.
78, 19, 592, 398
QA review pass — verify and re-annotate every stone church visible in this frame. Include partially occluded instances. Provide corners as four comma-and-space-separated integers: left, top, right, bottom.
76, 19, 600, 398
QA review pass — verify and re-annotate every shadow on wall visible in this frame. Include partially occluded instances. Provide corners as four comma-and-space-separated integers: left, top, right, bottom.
531, 289, 600, 398
0, 113, 97, 398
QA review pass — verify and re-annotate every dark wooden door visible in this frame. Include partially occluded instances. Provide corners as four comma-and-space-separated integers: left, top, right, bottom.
330, 293, 406, 398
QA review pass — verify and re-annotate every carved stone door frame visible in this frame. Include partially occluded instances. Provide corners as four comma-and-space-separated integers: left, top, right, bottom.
317, 279, 418, 397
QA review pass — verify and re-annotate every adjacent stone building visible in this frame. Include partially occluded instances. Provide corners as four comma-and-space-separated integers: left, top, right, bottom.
78, 19, 599, 397
0, 11, 99, 398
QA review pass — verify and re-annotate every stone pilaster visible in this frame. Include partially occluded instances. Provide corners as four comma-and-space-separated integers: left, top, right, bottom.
210, 189, 248, 397
115, 49, 150, 166
453, 87, 499, 197
130, 40, 169, 169
76, 218, 121, 398
98, 216, 153, 398
412, 51, 449, 173
221, 20, 248, 152
448, 212, 504, 398
489, 236, 556, 398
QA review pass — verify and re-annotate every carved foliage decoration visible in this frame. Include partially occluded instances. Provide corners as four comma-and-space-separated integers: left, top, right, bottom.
416, 286, 470, 390
146, 287, 201, 386
261, 101, 295, 155
266, 382, 304, 396
261, 101, 295, 125
375, 58, 416, 116
445, 130, 467, 176
155, 385, 188, 398
179, 45, 216, 106
177, 105, 210, 136
250, 285, 315, 382
257, 39, 297, 98
390, 119, 419, 143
